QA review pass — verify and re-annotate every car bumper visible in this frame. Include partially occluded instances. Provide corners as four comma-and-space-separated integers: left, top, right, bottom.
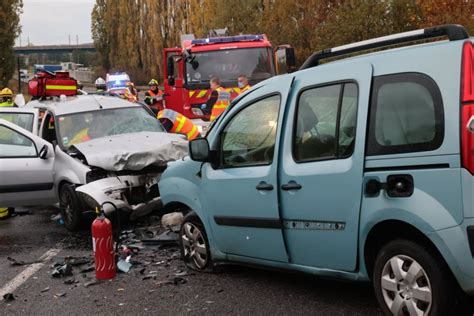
76, 175, 162, 219
430, 218, 474, 296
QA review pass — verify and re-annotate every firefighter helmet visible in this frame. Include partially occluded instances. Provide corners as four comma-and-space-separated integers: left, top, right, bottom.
148, 79, 159, 86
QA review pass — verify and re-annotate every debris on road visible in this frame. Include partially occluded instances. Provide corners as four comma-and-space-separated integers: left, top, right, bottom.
161, 212, 184, 226
3, 293, 15, 302
7, 256, 43, 266
51, 263, 73, 278
40, 287, 50, 293
117, 259, 132, 273
84, 280, 100, 288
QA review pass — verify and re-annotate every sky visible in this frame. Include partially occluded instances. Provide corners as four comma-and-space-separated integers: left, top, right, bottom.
16, 0, 95, 46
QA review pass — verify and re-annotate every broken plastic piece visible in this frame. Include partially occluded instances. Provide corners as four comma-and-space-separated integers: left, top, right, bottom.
117, 259, 132, 273
52, 263, 73, 278
3, 293, 15, 302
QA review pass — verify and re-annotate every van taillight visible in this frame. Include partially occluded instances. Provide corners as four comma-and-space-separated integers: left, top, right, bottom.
461, 41, 474, 174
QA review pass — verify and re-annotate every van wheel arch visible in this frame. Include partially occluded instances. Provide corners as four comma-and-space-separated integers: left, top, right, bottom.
364, 220, 452, 281
163, 201, 192, 215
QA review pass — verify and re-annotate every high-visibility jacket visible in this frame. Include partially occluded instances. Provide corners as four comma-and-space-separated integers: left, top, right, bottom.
210, 87, 230, 121
145, 89, 163, 102
157, 109, 200, 140
69, 128, 91, 145
0, 207, 10, 219
0, 100, 14, 107
240, 84, 251, 94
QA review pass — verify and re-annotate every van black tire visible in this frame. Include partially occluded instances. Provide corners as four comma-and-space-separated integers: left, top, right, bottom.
373, 239, 454, 316
180, 212, 214, 272
59, 184, 83, 231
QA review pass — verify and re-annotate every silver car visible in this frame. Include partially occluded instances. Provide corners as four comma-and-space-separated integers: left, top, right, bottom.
0, 95, 188, 230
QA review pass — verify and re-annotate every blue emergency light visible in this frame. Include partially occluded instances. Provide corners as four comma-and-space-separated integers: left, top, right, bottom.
191, 35, 264, 45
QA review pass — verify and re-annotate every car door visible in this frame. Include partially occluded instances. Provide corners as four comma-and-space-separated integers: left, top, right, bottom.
0, 108, 39, 134
200, 79, 293, 262
279, 62, 372, 271
0, 119, 56, 207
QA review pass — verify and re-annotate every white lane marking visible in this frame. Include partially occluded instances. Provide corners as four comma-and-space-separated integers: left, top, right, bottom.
0, 248, 61, 299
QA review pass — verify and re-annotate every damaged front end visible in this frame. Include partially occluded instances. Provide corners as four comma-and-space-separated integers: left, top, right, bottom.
70, 132, 189, 220
76, 171, 163, 220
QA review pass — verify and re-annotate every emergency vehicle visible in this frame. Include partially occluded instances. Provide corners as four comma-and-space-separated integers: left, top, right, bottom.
163, 34, 295, 120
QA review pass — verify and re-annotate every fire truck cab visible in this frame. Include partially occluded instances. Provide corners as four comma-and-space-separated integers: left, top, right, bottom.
163, 34, 295, 120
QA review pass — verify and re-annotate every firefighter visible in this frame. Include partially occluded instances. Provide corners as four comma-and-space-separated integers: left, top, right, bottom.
122, 88, 137, 102
157, 109, 200, 140
237, 75, 251, 94
126, 82, 139, 101
144, 79, 164, 114
0, 88, 16, 107
95, 77, 106, 92
209, 77, 230, 121
0, 87, 16, 219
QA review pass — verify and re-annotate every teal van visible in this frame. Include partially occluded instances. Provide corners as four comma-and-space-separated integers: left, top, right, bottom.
159, 25, 474, 315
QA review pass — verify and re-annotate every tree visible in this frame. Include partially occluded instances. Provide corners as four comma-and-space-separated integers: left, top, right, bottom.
0, 0, 22, 87
91, 0, 111, 71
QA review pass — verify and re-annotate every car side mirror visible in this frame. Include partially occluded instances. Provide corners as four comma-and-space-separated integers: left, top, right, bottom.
189, 138, 212, 162
39, 144, 48, 159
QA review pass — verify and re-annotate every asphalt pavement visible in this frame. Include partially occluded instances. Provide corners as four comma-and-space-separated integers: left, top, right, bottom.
0, 207, 382, 315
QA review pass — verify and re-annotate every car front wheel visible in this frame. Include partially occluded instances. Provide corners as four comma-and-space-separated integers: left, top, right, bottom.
180, 212, 213, 271
59, 184, 83, 231
373, 239, 454, 316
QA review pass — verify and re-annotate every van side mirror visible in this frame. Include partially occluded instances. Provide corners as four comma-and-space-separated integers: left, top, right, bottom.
39, 144, 48, 159
275, 46, 296, 74
189, 138, 211, 162
167, 56, 175, 86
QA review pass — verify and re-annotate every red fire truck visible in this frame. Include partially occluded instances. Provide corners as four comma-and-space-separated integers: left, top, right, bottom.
163, 34, 295, 120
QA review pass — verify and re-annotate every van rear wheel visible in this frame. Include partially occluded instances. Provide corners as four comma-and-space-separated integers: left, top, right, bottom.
180, 212, 213, 272
373, 239, 453, 316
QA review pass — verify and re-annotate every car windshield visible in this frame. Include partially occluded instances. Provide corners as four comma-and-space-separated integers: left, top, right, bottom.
57, 107, 165, 149
0, 112, 34, 132
186, 48, 274, 85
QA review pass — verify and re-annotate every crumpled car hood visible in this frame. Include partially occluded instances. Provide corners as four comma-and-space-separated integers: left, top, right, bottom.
72, 132, 188, 171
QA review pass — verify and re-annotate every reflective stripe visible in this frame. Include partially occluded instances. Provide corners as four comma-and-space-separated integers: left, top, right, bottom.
45, 85, 77, 91
187, 125, 199, 140
175, 116, 186, 133
213, 104, 227, 109
0, 207, 9, 218
197, 90, 208, 98
233, 87, 241, 94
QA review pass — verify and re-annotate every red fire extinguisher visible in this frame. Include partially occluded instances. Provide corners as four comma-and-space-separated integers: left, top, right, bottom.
92, 207, 116, 280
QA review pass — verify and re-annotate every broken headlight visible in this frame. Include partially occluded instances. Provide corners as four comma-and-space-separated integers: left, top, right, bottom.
86, 168, 108, 183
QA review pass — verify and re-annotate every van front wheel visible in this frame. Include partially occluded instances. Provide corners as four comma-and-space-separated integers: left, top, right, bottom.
373, 239, 453, 316
180, 212, 213, 272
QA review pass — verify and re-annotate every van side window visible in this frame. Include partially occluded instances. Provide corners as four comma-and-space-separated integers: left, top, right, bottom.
367, 73, 444, 155
220, 95, 280, 168
293, 83, 358, 162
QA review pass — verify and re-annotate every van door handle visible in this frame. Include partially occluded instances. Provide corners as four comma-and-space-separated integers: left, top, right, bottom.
281, 181, 302, 191
256, 182, 274, 191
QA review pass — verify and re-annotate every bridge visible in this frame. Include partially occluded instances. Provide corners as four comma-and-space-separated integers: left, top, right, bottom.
13, 43, 96, 55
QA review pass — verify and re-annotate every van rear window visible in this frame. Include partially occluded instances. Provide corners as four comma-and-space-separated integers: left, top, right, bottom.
367, 73, 444, 156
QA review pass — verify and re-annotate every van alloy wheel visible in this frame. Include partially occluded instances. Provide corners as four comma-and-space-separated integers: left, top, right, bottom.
181, 222, 208, 269
381, 255, 432, 315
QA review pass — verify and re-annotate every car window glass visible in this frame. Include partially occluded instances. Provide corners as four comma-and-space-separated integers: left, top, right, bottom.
57, 107, 165, 149
221, 95, 280, 167
339, 84, 358, 156
0, 113, 34, 132
367, 73, 443, 155
0, 125, 37, 157
294, 83, 358, 162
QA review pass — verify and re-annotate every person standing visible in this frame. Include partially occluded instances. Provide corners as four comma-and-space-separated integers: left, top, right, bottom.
144, 79, 164, 114
237, 75, 251, 94
0, 88, 16, 107
95, 78, 106, 92
209, 77, 230, 121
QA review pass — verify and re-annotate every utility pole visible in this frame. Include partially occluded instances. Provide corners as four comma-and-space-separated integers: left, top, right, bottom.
17, 55, 21, 94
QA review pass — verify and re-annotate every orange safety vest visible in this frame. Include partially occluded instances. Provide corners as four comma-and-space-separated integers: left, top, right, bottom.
157, 109, 200, 140
240, 84, 251, 93
210, 87, 230, 121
